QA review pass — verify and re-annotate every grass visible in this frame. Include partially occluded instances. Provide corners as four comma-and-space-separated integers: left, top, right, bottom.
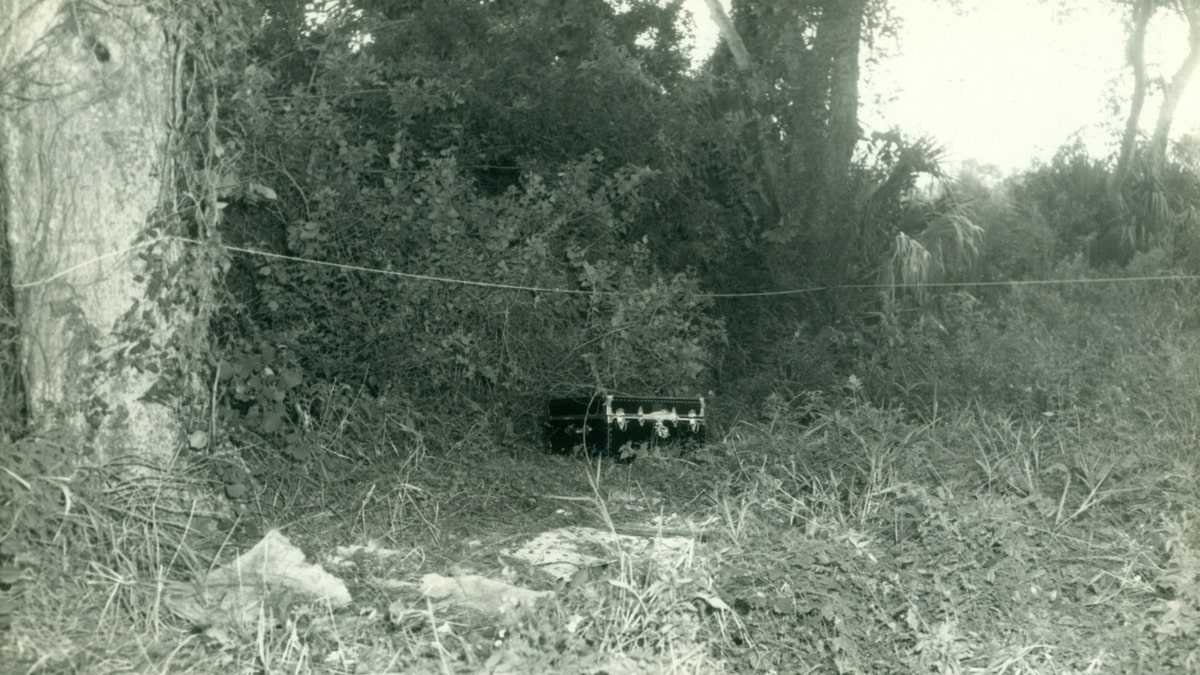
3, 298, 1200, 673
5, 393, 1199, 674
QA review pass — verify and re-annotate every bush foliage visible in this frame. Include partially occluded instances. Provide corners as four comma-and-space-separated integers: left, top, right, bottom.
211, 2, 732, 449
175, 0, 1200, 461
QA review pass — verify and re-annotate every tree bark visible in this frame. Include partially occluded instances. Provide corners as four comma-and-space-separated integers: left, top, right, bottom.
2, 1, 194, 461
817, 0, 866, 198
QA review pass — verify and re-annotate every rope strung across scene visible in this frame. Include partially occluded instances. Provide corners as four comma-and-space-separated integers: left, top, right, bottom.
11, 235, 1200, 297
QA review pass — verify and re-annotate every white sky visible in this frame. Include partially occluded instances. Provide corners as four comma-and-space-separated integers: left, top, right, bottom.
681, 0, 1200, 173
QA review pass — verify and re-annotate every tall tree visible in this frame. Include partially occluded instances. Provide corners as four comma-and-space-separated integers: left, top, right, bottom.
1111, 0, 1200, 188
818, 0, 868, 199
704, 0, 876, 234
1106, 0, 1200, 254
1110, 0, 1157, 210
1149, 0, 1200, 167
1, 1, 207, 461
703, 0, 786, 227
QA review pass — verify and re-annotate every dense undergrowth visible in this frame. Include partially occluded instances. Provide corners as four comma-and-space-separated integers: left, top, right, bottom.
4, 272, 1199, 673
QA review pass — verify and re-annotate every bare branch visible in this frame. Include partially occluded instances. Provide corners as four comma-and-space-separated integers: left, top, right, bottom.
1149, 0, 1200, 167
702, 0, 752, 71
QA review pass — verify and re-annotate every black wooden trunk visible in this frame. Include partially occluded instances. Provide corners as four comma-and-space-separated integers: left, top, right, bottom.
546, 395, 705, 459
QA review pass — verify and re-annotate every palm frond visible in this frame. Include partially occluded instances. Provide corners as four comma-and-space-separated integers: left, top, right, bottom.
880, 200, 983, 307
882, 232, 932, 305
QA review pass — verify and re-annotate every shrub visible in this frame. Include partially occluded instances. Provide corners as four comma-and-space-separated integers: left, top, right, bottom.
217, 134, 722, 453
861, 252, 1200, 422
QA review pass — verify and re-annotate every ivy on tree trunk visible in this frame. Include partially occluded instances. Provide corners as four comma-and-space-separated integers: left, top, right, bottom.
1, 1, 201, 461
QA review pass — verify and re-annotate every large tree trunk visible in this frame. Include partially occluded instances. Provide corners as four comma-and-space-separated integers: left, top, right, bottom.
2, 1, 197, 461
818, 0, 866, 198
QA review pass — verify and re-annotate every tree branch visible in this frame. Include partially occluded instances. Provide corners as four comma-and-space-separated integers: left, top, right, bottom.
702, 0, 752, 71
1109, 0, 1155, 210
1149, 0, 1200, 167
